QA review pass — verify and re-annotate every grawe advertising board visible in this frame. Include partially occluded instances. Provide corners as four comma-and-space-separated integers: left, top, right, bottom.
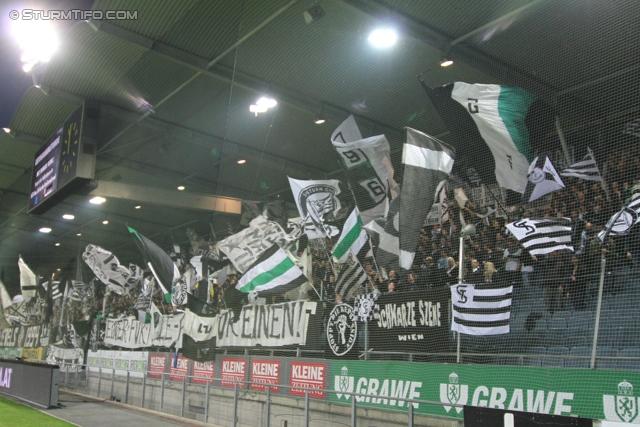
289, 361, 326, 399
250, 359, 280, 392
221, 358, 246, 388
329, 361, 640, 425
191, 361, 214, 385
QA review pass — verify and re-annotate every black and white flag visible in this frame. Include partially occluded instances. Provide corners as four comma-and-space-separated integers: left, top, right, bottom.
83, 244, 142, 295
363, 194, 401, 269
506, 217, 573, 255
560, 147, 602, 182
335, 256, 368, 301
18, 256, 37, 298
399, 127, 455, 270
353, 292, 379, 322
598, 197, 640, 242
522, 156, 565, 203
288, 177, 341, 239
331, 115, 399, 226
451, 283, 512, 335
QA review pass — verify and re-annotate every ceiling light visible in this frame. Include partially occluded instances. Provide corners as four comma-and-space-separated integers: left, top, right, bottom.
250, 104, 268, 115
76, 232, 82, 236
440, 58, 454, 67
314, 117, 325, 124
256, 97, 277, 108
11, 19, 59, 73
368, 28, 398, 48
135, 205, 141, 209
39, 227, 51, 233
102, 220, 109, 225
177, 185, 185, 191
89, 196, 106, 204
55, 243, 60, 246
237, 159, 246, 164
2, 128, 10, 133
62, 214, 75, 220
56, 268, 61, 271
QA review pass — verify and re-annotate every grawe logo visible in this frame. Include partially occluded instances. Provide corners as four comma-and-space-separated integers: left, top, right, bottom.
603, 380, 640, 424
333, 366, 422, 408
439, 372, 468, 414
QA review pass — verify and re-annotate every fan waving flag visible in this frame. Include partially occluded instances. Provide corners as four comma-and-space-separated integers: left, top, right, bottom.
333, 208, 368, 263
236, 245, 306, 297
83, 245, 142, 295
18, 256, 37, 298
363, 194, 401, 269
506, 218, 573, 255
334, 256, 368, 301
522, 156, 565, 203
128, 226, 179, 303
560, 147, 602, 181
399, 128, 455, 270
451, 282, 512, 335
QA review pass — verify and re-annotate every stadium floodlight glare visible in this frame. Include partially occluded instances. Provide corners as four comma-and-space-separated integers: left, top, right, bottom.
256, 97, 277, 108
11, 19, 59, 73
368, 28, 398, 48
89, 196, 106, 204
62, 214, 75, 220
39, 227, 52, 233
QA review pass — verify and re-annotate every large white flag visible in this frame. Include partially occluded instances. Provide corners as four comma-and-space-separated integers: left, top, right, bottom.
18, 256, 37, 298
331, 116, 399, 225
451, 283, 512, 335
450, 83, 535, 194
288, 177, 341, 239
522, 156, 565, 203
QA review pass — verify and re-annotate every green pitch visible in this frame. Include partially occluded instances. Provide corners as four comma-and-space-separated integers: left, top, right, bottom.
0, 397, 75, 427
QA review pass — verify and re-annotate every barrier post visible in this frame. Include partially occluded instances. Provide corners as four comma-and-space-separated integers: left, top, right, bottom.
160, 373, 165, 412
97, 368, 102, 398
408, 403, 414, 427
125, 371, 130, 405
591, 253, 607, 369
305, 390, 310, 427
180, 376, 186, 418
351, 395, 357, 427
205, 381, 210, 423
110, 368, 115, 399
141, 373, 146, 408
266, 387, 271, 427
233, 383, 238, 427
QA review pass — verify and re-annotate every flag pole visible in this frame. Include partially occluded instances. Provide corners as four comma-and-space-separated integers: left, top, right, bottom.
555, 116, 572, 168
590, 252, 606, 369
456, 235, 464, 364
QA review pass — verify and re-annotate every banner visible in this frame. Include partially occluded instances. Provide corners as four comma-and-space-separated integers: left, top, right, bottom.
329, 360, 640, 424
216, 300, 317, 348
0, 324, 49, 348
367, 288, 450, 353
103, 312, 184, 349
46, 345, 84, 372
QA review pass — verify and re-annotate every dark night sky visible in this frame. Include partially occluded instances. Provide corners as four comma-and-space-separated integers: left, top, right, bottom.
0, 0, 94, 127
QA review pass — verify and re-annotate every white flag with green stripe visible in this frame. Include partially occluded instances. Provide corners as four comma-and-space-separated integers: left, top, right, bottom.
451, 82, 536, 194
332, 208, 368, 263
236, 245, 307, 297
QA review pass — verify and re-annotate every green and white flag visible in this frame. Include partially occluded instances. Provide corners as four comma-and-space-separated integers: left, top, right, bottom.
236, 245, 307, 297
332, 208, 367, 263
450, 83, 536, 194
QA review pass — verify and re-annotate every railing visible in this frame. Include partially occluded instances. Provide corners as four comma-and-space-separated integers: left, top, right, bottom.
58, 364, 461, 427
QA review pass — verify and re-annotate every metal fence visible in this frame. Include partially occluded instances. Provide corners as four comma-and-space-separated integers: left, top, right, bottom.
58, 365, 460, 427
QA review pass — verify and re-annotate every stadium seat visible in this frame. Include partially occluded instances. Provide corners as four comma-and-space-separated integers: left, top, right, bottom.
618, 348, 640, 371
552, 311, 572, 322
566, 346, 591, 369
572, 311, 595, 324
597, 347, 619, 370
616, 326, 640, 349
543, 346, 569, 368
525, 346, 546, 367
548, 318, 568, 331
566, 335, 588, 349
596, 326, 620, 348
544, 329, 567, 348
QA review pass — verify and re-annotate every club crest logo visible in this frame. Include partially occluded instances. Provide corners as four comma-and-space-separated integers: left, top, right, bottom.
334, 366, 355, 400
604, 380, 640, 423
326, 304, 357, 356
439, 372, 468, 414
299, 185, 339, 228
528, 167, 546, 184
171, 278, 187, 306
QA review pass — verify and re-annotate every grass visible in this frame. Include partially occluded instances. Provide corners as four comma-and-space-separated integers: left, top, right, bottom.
0, 396, 75, 427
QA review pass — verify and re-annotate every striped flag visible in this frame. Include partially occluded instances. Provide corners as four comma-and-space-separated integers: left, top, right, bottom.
18, 256, 37, 298
236, 245, 306, 297
333, 208, 368, 263
451, 283, 512, 335
335, 256, 368, 301
560, 147, 602, 181
51, 281, 62, 300
506, 217, 573, 255
70, 280, 85, 302
399, 127, 455, 270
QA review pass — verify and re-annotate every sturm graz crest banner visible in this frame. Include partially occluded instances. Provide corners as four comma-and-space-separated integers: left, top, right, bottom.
288, 177, 341, 239
326, 303, 357, 357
